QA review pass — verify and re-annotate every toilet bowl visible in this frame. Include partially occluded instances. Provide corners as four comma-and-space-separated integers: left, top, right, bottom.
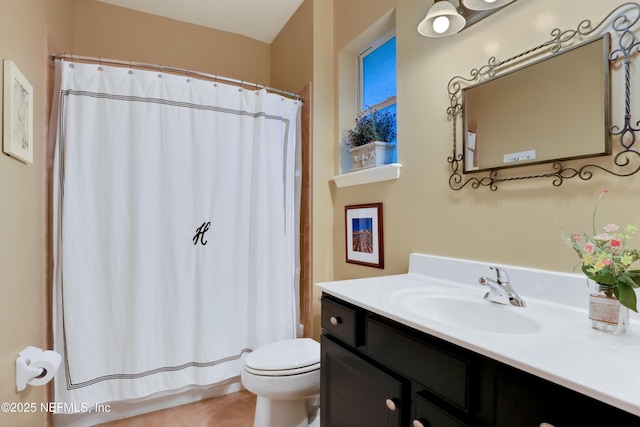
241, 338, 320, 427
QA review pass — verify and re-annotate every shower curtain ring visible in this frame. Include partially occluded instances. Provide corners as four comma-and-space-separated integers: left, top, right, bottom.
98, 57, 103, 71
129, 60, 133, 74
239, 81, 244, 92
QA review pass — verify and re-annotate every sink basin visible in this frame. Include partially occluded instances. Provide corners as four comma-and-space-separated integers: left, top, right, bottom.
391, 288, 541, 334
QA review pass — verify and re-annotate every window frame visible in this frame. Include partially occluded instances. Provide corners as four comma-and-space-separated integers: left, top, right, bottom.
357, 31, 397, 116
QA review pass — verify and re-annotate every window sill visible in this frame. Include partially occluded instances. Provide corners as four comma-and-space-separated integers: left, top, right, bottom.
331, 163, 402, 188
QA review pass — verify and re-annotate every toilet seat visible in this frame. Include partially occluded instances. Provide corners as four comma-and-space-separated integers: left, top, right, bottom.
244, 338, 320, 377
244, 362, 320, 376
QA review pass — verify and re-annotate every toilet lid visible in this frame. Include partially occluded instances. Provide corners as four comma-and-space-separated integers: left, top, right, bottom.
244, 338, 320, 373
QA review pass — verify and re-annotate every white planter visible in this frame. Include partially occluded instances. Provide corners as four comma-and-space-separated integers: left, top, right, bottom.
348, 141, 396, 171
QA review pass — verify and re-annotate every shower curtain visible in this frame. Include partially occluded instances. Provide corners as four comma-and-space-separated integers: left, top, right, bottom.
51, 60, 300, 407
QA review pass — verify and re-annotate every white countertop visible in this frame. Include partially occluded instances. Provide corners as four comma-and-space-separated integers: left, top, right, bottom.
317, 253, 640, 417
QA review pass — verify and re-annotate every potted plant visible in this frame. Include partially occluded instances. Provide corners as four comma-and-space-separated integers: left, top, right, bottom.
562, 189, 640, 333
346, 108, 396, 171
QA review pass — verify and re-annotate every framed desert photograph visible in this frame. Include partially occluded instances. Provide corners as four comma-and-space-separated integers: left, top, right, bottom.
345, 203, 384, 268
3, 60, 33, 164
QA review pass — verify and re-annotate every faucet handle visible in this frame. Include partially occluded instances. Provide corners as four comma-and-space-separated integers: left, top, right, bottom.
490, 266, 510, 284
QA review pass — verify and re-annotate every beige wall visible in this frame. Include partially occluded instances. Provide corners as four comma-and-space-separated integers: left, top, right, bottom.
271, 0, 313, 94
273, 0, 339, 342
334, 0, 397, 48
273, 0, 337, 341
0, 1, 74, 426
72, 0, 272, 85
309, 0, 335, 340
331, 0, 640, 287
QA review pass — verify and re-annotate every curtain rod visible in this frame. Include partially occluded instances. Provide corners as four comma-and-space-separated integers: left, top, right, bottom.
51, 53, 303, 102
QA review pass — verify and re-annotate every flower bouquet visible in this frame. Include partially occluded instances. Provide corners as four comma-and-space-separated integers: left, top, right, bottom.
563, 189, 640, 312
346, 108, 397, 148
346, 108, 397, 170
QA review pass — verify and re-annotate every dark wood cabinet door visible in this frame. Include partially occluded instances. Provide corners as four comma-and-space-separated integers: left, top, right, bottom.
321, 336, 405, 427
495, 366, 640, 427
494, 369, 563, 427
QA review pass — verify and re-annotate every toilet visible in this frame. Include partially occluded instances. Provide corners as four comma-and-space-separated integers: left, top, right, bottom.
241, 338, 321, 427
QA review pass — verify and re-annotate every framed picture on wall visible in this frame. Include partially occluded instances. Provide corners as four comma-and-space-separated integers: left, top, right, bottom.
345, 203, 384, 269
3, 60, 33, 164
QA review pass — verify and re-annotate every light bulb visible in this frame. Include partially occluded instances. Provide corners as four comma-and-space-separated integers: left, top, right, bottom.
433, 16, 450, 34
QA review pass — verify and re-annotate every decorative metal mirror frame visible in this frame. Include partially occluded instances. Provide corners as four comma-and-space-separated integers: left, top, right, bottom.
447, 2, 640, 191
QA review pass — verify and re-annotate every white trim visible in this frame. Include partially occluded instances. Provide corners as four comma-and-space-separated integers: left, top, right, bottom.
360, 96, 397, 116
332, 163, 401, 188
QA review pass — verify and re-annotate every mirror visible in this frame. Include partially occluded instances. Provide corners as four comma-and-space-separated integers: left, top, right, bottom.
447, 3, 640, 190
462, 34, 611, 172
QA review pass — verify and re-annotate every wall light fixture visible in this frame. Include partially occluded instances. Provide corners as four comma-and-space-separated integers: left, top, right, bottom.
417, 1, 466, 37
462, 0, 515, 11
418, 0, 516, 38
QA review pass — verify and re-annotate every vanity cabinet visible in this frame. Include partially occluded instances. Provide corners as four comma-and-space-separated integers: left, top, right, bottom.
320, 294, 639, 427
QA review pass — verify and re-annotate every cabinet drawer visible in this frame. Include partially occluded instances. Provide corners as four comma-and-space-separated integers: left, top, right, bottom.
366, 317, 470, 410
415, 394, 469, 427
321, 297, 358, 346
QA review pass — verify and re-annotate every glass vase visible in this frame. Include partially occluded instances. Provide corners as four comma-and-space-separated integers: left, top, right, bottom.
589, 284, 629, 334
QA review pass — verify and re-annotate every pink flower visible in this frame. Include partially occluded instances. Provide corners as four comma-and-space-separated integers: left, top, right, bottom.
604, 223, 619, 232
601, 258, 613, 266
602, 188, 609, 193
611, 239, 622, 247
594, 233, 612, 241
584, 243, 595, 254
572, 233, 583, 241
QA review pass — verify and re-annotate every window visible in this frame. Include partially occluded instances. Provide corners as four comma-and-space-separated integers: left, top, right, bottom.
335, 11, 399, 183
358, 34, 397, 162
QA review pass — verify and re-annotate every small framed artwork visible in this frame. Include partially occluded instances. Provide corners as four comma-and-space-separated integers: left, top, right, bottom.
345, 203, 384, 268
3, 60, 33, 164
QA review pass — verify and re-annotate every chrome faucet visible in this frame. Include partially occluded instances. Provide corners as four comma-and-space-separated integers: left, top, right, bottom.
479, 266, 526, 307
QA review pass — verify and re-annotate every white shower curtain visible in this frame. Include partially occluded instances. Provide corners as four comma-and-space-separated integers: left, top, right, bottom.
51, 60, 300, 407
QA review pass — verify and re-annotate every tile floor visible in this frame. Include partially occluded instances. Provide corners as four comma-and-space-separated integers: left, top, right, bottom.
98, 390, 256, 427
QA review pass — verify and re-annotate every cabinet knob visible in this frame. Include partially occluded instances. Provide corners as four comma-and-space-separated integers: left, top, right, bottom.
385, 398, 397, 411
330, 316, 341, 326
412, 420, 425, 427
